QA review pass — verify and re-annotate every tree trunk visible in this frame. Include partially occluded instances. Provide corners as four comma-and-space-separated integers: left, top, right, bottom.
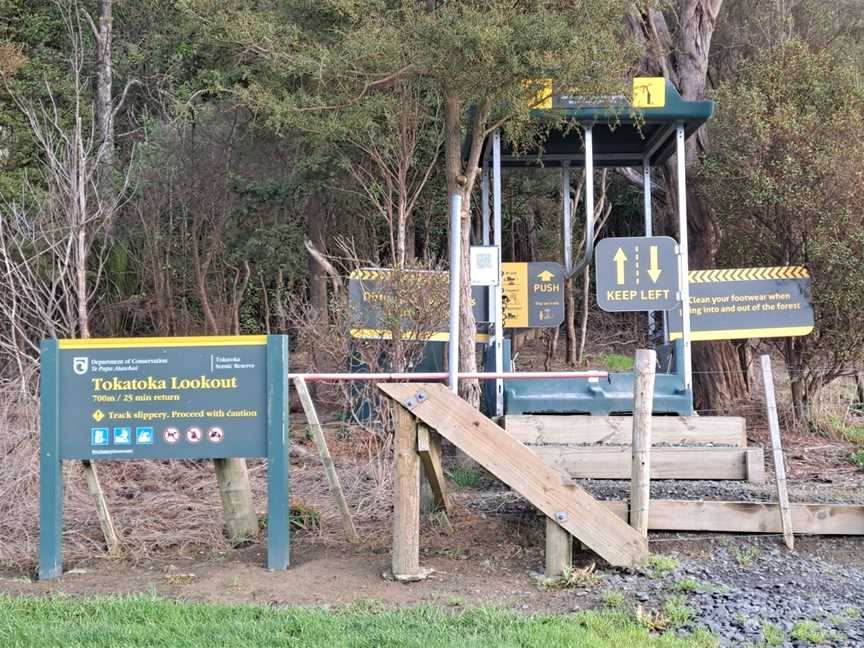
457, 196, 481, 406
632, 1, 747, 411
785, 338, 808, 427
564, 276, 577, 366
213, 458, 259, 543
577, 266, 591, 365
306, 193, 329, 322
94, 0, 113, 173
443, 93, 486, 408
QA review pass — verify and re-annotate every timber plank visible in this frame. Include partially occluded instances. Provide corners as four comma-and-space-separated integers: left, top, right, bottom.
417, 423, 452, 514
505, 415, 746, 447
533, 445, 763, 481
640, 500, 864, 535
379, 383, 649, 568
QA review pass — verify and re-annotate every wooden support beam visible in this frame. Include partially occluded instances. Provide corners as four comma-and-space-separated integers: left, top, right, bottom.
532, 445, 765, 481
390, 403, 425, 580
82, 460, 121, 556
630, 349, 656, 537
504, 415, 746, 447
637, 500, 864, 535
293, 377, 360, 544
545, 517, 572, 578
761, 355, 794, 549
417, 423, 451, 514
746, 447, 766, 483
379, 383, 648, 569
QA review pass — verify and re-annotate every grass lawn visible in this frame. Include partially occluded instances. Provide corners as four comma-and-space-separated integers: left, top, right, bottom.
0, 594, 718, 648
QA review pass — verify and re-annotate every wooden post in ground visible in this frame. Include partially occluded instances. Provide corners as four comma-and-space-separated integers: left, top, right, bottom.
293, 377, 360, 544
81, 460, 121, 556
630, 349, 656, 537
214, 458, 258, 543
760, 354, 794, 550
391, 403, 426, 580
545, 517, 572, 578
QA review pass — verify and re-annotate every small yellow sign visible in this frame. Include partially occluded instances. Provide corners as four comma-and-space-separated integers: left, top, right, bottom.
502, 262, 529, 327
633, 77, 666, 109
525, 78, 553, 110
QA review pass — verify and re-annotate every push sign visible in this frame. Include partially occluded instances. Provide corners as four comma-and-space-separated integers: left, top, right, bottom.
39, 336, 290, 580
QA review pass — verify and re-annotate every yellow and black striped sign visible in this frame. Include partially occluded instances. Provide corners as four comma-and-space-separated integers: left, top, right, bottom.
689, 266, 808, 284
669, 265, 813, 341
349, 269, 388, 281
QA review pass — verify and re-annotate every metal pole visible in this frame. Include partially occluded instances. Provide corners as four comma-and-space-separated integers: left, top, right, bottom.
676, 123, 692, 391
493, 130, 505, 415
643, 157, 656, 343
562, 161, 573, 273
481, 155, 491, 247
584, 126, 595, 259
448, 193, 462, 394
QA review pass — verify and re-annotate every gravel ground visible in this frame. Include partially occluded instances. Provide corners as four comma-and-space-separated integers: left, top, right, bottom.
577, 478, 864, 505
603, 538, 864, 647
463, 488, 864, 646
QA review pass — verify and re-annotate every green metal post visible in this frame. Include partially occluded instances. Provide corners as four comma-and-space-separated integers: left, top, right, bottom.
266, 335, 290, 570
39, 339, 63, 580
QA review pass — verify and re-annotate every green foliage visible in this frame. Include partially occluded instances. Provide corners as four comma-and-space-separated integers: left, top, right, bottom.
734, 547, 761, 569
761, 621, 786, 646
663, 595, 695, 628
600, 353, 634, 372
449, 466, 482, 489
0, 595, 720, 648
674, 577, 709, 593
601, 591, 626, 608
790, 619, 830, 643
827, 415, 864, 445
700, 39, 864, 416
849, 449, 864, 470
647, 554, 679, 578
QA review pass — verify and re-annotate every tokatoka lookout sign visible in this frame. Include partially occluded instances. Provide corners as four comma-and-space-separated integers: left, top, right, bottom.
40, 335, 290, 580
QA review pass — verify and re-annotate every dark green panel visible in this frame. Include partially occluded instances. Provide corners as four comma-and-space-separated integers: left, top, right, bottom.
266, 335, 290, 570
39, 339, 63, 581
595, 236, 680, 312
58, 343, 268, 460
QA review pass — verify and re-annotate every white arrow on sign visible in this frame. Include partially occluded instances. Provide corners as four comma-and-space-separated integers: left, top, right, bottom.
614, 248, 628, 285
647, 245, 662, 283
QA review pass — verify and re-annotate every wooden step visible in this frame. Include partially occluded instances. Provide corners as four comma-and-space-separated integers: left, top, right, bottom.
607, 500, 864, 535
379, 383, 649, 568
505, 415, 747, 447
531, 445, 765, 481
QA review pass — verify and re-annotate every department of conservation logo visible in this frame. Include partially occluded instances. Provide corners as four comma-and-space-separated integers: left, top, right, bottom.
73, 356, 89, 375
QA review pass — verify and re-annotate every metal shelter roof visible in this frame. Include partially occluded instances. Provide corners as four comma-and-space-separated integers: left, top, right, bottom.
480, 79, 714, 169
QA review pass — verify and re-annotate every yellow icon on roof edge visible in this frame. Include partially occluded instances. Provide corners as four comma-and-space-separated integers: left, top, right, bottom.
525, 78, 553, 110
633, 77, 666, 108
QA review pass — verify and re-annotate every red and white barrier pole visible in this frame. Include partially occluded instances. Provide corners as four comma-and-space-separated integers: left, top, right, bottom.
284, 371, 607, 382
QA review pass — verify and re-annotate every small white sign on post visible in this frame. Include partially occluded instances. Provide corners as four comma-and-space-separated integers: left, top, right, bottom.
470, 246, 500, 287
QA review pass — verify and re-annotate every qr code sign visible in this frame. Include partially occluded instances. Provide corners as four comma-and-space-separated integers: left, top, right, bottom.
476, 253, 494, 270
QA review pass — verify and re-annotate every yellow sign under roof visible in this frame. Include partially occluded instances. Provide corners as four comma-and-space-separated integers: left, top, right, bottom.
633, 77, 666, 108
525, 78, 553, 110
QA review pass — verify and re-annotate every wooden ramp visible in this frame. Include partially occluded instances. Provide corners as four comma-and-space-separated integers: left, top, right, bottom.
379, 383, 649, 569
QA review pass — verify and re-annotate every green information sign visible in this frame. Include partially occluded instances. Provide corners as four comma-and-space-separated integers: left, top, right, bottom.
40, 335, 290, 580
